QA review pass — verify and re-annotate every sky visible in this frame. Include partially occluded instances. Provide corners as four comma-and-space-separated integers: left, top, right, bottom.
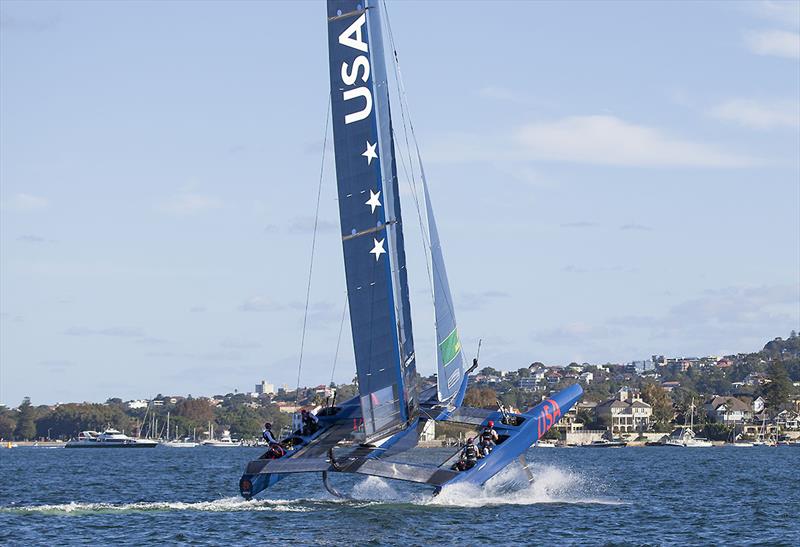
1, 0, 798, 405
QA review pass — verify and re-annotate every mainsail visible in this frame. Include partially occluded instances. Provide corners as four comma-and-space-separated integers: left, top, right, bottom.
326, 0, 418, 439
420, 167, 467, 403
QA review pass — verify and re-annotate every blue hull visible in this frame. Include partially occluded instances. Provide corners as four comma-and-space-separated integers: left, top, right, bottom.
443, 384, 583, 488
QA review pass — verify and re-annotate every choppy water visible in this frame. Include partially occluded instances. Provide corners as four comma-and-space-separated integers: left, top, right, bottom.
1, 445, 798, 546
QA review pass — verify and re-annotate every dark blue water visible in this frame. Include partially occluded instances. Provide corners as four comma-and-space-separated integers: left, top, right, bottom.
1, 445, 798, 546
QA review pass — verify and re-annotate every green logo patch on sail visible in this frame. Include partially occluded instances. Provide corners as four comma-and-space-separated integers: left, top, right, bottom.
439, 329, 462, 366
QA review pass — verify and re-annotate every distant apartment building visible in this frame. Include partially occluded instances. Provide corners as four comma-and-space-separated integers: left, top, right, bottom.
126, 399, 149, 410
595, 387, 652, 434
579, 371, 593, 384
255, 380, 276, 395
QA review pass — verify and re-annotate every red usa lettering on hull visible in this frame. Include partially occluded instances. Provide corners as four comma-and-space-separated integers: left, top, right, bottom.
536, 399, 562, 439
338, 13, 372, 125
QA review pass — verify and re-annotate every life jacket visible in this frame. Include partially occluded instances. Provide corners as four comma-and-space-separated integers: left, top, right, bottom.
463, 444, 478, 461
263, 429, 278, 444
481, 428, 496, 442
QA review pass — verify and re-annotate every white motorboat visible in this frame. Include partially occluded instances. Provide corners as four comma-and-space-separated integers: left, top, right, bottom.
202, 429, 241, 447
162, 439, 199, 448
534, 440, 557, 448
65, 428, 158, 448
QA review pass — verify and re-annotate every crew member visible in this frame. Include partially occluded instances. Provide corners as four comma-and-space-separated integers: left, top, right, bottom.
262, 422, 279, 444
262, 422, 285, 458
457, 437, 480, 470
301, 409, 319, 435
479, 420, 499, 455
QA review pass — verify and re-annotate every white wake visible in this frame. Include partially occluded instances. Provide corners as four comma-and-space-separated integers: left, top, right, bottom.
426, 464, 623, 507
1, 497, 310, 514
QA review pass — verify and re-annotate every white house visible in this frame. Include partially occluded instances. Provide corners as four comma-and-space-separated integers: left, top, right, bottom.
705, 396, 752, 424
595, 388, 652, 433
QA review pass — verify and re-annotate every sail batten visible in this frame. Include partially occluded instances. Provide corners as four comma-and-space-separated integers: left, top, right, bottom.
326, 0, 417, 439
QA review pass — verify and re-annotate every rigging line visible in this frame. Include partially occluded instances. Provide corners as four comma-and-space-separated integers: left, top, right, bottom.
329, 294, 349, 387
383, 1, 459, 331
295, 95, 332, 403
384, 3, 464, 395
382, 0, 434, 306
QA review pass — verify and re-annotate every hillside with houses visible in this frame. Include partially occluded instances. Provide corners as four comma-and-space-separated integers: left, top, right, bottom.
1, 332, 798, 444
462, 331, 800, 444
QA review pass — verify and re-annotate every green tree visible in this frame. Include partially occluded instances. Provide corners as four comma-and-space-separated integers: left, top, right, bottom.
641, 382, 674, 429
36, 403, 131, 439
762, 362, 792, 409
175, 398, 215, 424
14, 398, 37, 440
333, 383, 357, 402
464, 387, 497, 409
0, 414, 16, 439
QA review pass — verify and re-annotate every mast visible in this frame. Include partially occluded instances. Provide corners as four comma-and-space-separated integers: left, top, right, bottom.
326, 0, 418, 440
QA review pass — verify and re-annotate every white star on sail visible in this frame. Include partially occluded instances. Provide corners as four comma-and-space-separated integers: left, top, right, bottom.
370, 237, 386, 261
365, 190, 382, 214
362, 141, 378, 165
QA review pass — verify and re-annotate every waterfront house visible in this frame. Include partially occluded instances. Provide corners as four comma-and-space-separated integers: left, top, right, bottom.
705, 396, 752, 424
595, 388, 652, 434
773, 410, 800, 431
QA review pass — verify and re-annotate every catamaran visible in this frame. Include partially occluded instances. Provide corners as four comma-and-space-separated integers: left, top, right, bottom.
239, 0, 582, 499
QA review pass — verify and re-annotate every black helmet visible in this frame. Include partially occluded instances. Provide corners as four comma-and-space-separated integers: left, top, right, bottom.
264, 422, 272, 429
467, 437, 474, 443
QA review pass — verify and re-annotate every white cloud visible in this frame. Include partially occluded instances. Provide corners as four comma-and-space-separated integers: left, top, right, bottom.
745, 29, 800, 58
4, 193, 49, 211
515, 115, 755, 168
155, 193, 222, 216
709, 98, 800, 129
429, 116, 754, 168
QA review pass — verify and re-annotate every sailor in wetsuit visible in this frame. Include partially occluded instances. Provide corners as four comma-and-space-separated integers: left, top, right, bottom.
262, 422, 285, 458
479, 420, 499, 456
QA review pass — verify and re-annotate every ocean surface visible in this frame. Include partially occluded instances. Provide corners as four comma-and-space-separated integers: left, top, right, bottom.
1, 445, 798, 546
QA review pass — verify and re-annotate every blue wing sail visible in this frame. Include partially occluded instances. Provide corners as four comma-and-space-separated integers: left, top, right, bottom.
326, 0, 417, 439
421, 169, 466, 404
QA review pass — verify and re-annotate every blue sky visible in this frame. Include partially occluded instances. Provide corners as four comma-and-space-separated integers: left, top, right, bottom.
1, 0, 798, 405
